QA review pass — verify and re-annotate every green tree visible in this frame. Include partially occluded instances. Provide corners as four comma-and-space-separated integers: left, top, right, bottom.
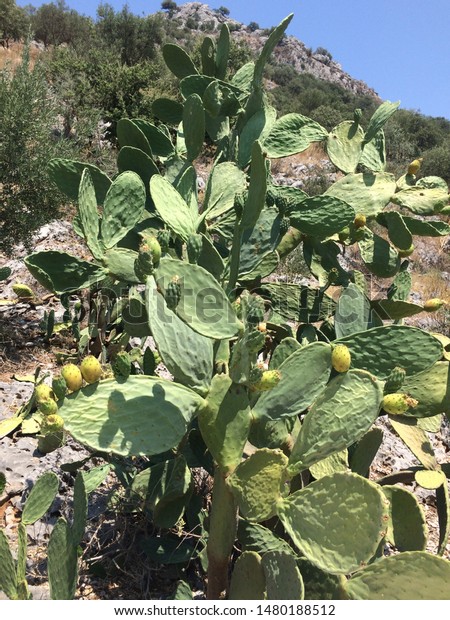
0, 45, 75, 255
31, 0, 93, 47
0, 0, 29, 47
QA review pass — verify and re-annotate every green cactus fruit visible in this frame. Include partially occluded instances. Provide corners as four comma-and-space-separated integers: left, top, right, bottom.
275, 195, 290, 214
135, 236, 162, 278
166, 276, 182, 310
353, 108, 363, 123
384, 366, 406, 394
52, 376, 67, 401
80, 355, 102, 384
12, 282, 34, 299
382, 393, 419, 415
251, 369, 282, 392
266, 188, 277, 207
38, 414, 65, 453
41, 414, 65, 433
338, 226, 350, 242
279, 216, 290, 237
398, 244, 414, 257
34, 383, 55, 403
61, 363, 83, 392
186, 233, 203, 264
157, 229, 171, 254
423, 298, 446, 312
38, 398, 58, 416
331, 344, 351, 373
246, 295, 265, 326
112, 351, 132, 379
249, 365, 264, 385
353, 213, 366, 228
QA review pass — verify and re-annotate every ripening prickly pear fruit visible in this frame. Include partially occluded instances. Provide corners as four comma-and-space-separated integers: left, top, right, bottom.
407, 158, 423, 176
338, 226, 350, 243
80, 355, 102, 384
398, 244, 415, 257
52, 376, 67, 401
353, 108, 363, 124
12, 282, 34, 299
38, 398, 58, 416
34, 383, 55, 403
353, 213, 366, 229
331, 344, 351, 373
384, 366, 406, 394
61, 363, 83, 392
423, 298, 446, 312
251, 369, 282, 392
245, 294, 265, 327
38, 415, 65, 454
186, 233, 203, 264
166, 276, 182, 310
382, 393, 418, 415
41, 414, 65, 433
279, 216, 290, 237
257, 322, 267, 333
112, 351, 131, 379
157, 229, 171, 254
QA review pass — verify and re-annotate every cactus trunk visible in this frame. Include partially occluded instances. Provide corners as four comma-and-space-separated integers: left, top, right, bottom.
206, 468, 238, 599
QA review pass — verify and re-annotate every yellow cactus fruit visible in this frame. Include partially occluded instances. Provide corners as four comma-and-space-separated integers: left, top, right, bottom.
34, 383, 55, 404
80, 355, 103, 384
251, 370, 281, 392
423, 298, 447, 312
407, 158, 423, 176
382, 393, 419, 415
12, 282, 34, 299
331, 344, 351, 373
353, 213, 367, 229
61, 363, 83, 392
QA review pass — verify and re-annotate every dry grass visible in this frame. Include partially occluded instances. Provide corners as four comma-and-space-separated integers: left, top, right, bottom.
0, 41, 43, 71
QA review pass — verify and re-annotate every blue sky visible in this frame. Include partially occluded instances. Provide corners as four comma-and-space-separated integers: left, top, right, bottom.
20, 0, 450, 119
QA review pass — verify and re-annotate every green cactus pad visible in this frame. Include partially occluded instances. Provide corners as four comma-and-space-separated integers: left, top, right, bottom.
0, 529, 17, 599
309, 450, 348, 480
78, 169, 102, 260
336, 325, 443, 379
215, 23, 230, 79
364, 100, 400, 143
377, 211, 413, 251
288, 369, 383, 474
198, 374, 251, 474
163, 43, 198, 79
252, 342, 332, 421
103, 248, 139, 283
237, 519, 295, 556
240, 141, 267, 231
117, 146, 159, 204
25, 251, 106, 295
132, 120, 174, 158
401, 216, 450, 237
263, 113, 328, 158
229, 551, 266, 600
290, 195, 355, 239
131, 456, 191, 528
278, 472, 389, 574
372, 299, 424, 320
152, 98, 184, 125
230, 60, 254, 90
101, 171, 146, 249
401, 361, 450, 417
297, 558, 345, 600
358, 230, 400, 277
269, 337, 301, 369
389, 416, 438, 470
227, 448, 288, 522
48, 518, 78, 600
436, 480, 450, 556
58, 376, 204, 456
391, 186, 448, 215
262, 550, 304, 600
22, 472, 59, 525
183, 94, 205, 162
202, 163, 246, 223
116, 118, 152, 157
146, 278, 213, 394
72, 472, 87, 546
326, 121, 364, 173
303, 238, 350, 287
200, 36, 215, 76
349, 427, 383, 477
261, 283, 335, 323
238, 105, 277, 169
150, 175, 196, 242
359, 129, 386, 172
417, 413, 443, 433
382, 485, 427, 551
414, 469, 446, 490
344, 552, 450, 599
47, 158, 112, 204
156, 257, 240, 339
325, 172, 396, 218
239, 207, 282, 278
252, 13, 292, 86
335, 283, 373, 339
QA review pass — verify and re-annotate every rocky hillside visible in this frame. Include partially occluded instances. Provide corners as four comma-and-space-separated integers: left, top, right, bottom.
169, 2, 381, 100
